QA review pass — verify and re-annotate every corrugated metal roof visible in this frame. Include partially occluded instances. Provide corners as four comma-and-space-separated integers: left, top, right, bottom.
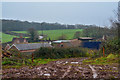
79, 37, 93, 39
52, 40, 71, 43
12, 43, 52, 50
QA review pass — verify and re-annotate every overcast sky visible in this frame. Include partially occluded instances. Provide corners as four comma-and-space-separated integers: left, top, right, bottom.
2, 2, 118, 26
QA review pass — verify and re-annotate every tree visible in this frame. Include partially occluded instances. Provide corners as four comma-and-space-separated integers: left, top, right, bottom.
82, 26, 113, 39
2, 19, 98, 32
58, 34, 67, 40
27, 28, 39, 42
74, 31, 82, 38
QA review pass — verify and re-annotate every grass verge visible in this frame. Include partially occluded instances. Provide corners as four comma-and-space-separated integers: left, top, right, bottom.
2, 58, 57, 69
83, 54, 119, 65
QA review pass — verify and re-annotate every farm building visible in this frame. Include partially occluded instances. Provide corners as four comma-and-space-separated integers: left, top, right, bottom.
12, 36, 28, 44
52, 37, 101, 49
52, 39, 82, 48
70, 39, 82, 47
78, 37, 101, 49
8, 43, 52, 53
52, 40, 72, 48
82, 41, 101, 49
78, 37, 94, 41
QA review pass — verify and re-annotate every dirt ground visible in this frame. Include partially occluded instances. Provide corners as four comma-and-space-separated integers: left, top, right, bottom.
2, 58, 120, 79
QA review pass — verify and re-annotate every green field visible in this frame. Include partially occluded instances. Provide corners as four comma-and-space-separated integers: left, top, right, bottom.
2, 29, 83, 43
1, 32, 17, 43
13, 29, 83, 40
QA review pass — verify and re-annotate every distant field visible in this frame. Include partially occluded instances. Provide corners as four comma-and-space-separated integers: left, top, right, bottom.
13, 29, 83, 40
2, 29, 83, 43
1, 32, 17, 43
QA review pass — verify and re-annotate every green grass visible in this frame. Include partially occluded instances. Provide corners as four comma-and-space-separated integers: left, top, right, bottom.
2, 58, 57, 69
29, 58, 56, 64
13, 29, 83, 40
2, 29, 83, 43
1, 32, 18, 43
83, 54, 119, 65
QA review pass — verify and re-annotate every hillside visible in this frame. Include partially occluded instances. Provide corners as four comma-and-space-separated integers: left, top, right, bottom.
2, 19, 95, 32
13, 29, 83, 40
2, 32, 17, 43
2, 29, 82, 43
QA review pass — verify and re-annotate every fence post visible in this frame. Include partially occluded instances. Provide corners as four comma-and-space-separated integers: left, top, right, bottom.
32, 53, 34, 63
18, 52, 20, 58
103, 47, 105, 57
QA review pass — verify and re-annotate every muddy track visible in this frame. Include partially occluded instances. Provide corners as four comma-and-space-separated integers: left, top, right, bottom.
2, 57, 120, 79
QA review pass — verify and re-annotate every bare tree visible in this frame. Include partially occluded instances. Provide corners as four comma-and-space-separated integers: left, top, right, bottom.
74, 31, 82, 38
58, 34, 67, 40
117, 1, 120, 39
28, 28, 39, 42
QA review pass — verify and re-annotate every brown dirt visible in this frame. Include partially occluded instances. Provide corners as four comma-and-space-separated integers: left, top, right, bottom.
2, 57, 120, 79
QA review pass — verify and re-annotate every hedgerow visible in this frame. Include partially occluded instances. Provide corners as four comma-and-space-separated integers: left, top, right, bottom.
34, 47, 88, 59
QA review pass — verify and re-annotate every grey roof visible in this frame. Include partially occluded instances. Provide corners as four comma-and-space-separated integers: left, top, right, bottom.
11, 43, 52, 50
79, 37, 93, 39
78, 37, 94, 41
52, 40, 71, 43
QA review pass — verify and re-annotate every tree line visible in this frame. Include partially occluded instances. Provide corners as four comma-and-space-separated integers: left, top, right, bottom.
2, 19, 98, 32
73, 25, 117, 39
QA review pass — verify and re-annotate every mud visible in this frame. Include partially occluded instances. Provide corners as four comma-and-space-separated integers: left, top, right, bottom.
2, 58, 119, 79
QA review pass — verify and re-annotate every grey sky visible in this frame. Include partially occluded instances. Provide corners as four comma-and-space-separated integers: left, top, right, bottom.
2, 2, 118, 26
